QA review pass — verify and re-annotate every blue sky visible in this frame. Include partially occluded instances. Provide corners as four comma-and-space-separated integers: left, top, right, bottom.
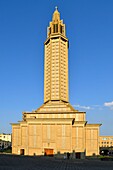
0, 0, 113, 135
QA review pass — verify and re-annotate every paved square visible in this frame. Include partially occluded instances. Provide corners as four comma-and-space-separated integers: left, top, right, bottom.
0, 154, 113, 170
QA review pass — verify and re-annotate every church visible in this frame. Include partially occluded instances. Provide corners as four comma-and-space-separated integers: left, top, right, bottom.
11, 8, 101, 158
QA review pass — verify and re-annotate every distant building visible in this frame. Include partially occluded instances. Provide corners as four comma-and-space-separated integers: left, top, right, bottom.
11, 8, 101, 158
0, 133, 11, 142
99, 136, 113, 156
99, 136, 113, 148
0, 133, 11, 150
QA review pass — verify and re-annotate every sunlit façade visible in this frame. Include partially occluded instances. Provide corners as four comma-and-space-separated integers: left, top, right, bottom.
11, 8, 101, 158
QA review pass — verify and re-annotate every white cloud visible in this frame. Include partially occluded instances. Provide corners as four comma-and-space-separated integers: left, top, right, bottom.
73, 104, 93, 110
73, 102, 113, 111
104, 101, 113, 107
104, 101, 113, 110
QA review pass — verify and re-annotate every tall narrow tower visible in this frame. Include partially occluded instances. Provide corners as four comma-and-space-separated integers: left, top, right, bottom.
44, 7, 69, 103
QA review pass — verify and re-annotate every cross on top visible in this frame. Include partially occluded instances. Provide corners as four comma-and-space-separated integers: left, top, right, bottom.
55, 6, 58, 11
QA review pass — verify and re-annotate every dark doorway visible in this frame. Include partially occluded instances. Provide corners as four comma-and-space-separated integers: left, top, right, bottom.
76, 152, 81, 159
20, 149, 25, 155
44, 149, 53, 156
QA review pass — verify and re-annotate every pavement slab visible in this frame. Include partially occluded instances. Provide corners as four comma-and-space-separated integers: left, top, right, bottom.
0, 154, 113, 170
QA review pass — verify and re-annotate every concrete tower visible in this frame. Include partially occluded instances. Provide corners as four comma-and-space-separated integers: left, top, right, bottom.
44, 7, 68, 103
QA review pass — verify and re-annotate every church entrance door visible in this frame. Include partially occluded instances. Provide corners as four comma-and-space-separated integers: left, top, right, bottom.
20, 149, 25, 155
76, 152, 81, 159
44, 149, 54, 156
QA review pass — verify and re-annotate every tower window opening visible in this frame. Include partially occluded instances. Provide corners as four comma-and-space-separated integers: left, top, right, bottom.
49, 27, 51, 34
60, 25, 62, 33
53, 24, 58, 33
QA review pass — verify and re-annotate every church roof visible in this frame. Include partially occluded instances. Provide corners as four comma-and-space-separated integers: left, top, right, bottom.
34, 100, 78, 113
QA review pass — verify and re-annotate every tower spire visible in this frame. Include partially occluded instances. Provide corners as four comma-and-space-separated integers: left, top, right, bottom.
47, 7, 66, 37
52, 6, 60, 22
